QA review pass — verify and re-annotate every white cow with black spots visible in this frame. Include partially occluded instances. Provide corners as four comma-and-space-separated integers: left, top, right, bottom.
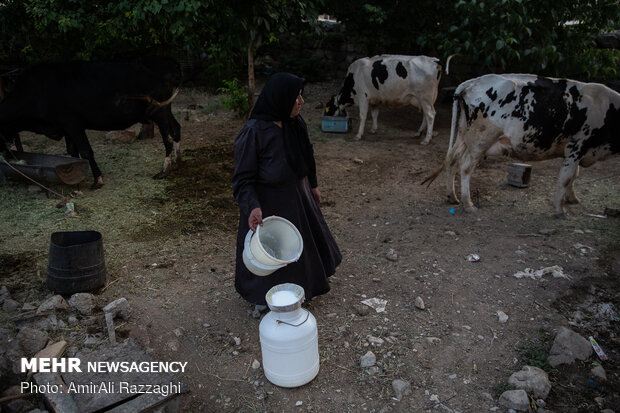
325, 54, 456, 143
423, 73, 620, 217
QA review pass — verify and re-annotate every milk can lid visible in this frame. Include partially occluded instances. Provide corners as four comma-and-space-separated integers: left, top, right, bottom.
265, 283, 305, 312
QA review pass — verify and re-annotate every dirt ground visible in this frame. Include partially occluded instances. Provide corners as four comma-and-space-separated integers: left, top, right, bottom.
1, 79, 619, 413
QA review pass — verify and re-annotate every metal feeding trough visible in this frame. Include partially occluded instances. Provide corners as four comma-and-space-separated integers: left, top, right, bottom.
0, 151, 89, 185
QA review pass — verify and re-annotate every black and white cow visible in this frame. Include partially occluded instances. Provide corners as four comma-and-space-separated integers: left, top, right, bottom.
0, 56, 182, 188
325, 54, 455, 143
423, 74, 620, 217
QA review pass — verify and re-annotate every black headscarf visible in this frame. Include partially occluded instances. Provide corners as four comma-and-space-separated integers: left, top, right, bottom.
250, 72, 317, 187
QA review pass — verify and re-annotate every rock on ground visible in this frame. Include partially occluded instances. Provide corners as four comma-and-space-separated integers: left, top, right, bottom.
591, 365, 607, 381
360, 351, 376, 368
16, 327, 49, 357
103, 297, 130, 320
0, 328, 24, 386
547, 327, 592, 367
385, 249, 398, 262
37, 295, 69, 313
3, 298, 20, 312
391, 379, 411, 401
497, 310, 509, 323
105, 129, 136, 143
0, 285, 9, 304
498, 389, 531, 412
68, 293, 96, 316
508, 365, 551, 399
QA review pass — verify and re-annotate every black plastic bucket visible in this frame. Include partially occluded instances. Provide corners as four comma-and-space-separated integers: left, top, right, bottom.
46, 231, 106, 294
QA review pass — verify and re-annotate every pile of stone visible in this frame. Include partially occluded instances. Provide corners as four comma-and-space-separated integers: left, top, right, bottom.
498, 327, 612, 412
1, 285, 130, 413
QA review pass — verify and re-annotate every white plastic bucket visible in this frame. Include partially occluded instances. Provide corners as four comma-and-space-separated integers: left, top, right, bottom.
242, 231, 285, 276
243, 216, 303, 276
259, 284, 319, 388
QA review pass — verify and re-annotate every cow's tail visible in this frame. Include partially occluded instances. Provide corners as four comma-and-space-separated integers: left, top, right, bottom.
444, 53, 461, 76
421, 92, 462, 187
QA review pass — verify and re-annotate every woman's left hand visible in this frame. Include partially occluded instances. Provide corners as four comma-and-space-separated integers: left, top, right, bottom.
312, 187, 321, 204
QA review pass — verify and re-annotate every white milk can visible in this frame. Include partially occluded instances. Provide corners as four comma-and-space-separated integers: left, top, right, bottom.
259, 283, 319, 387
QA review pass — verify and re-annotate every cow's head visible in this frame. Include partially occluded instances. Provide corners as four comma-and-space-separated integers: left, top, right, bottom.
324, 72, 356, 117
324, 95, 347, 117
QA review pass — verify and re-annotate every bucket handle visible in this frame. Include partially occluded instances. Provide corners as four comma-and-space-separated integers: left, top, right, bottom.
276, 309, 310, 327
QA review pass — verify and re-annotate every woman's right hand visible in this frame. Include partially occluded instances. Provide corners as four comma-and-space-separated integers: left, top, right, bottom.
249, 207, 263, 232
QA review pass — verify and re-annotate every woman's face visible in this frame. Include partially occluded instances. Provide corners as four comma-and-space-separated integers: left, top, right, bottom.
289, 90, 304, 118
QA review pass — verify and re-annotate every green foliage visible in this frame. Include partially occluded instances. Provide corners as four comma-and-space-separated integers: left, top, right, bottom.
218, 78, 249, 118
0, 0, 211, 63
424, 0, 619, 79
325, 0, 620, 82
517, 331, 554, 372
1, 0, 618, 86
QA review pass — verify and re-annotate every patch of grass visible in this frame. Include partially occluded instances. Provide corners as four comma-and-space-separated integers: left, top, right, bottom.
517, 330, 554, 372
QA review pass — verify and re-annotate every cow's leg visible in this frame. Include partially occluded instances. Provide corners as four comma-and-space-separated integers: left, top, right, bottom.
157, 124, 173, 178
369, 105, 379, 134
419, 103, 436, 145
564, 165, 580, 204
137, 121, 155, 140
151, 108, 177, 178
354, 99, 369, 141
459, 152, 479, 212
66, 129, 103, 188
554, 158, 580, 217
416, 116, 427, 138
169, 109, 182, 165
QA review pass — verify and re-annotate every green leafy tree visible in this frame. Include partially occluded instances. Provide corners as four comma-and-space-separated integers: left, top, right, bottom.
0, 0, 211, 64
422, 0, 620, 79
3, 0, 616, 93
213, 0, 323, 115
325, 0, 620, 81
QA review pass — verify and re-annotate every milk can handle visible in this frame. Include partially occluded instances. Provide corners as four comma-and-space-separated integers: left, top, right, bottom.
276, 309, 310, 327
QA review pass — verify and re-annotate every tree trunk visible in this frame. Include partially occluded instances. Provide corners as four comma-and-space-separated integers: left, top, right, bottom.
246, 37, 255, 121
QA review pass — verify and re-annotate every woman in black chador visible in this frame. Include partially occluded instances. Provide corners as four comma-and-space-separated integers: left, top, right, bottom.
232, 72, 342, 315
